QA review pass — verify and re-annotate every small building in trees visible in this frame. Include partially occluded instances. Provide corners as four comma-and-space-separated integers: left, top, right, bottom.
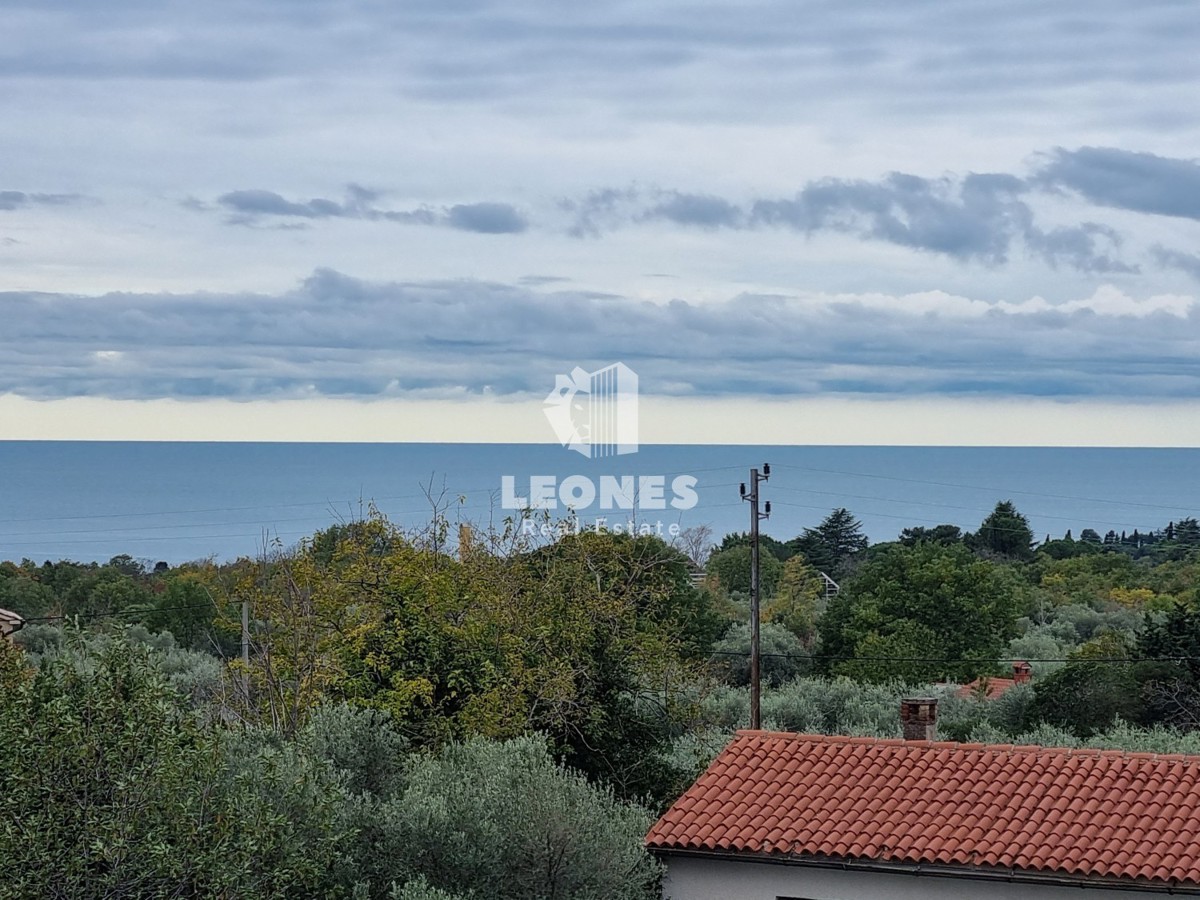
649, 712, 1200, 898
954, 660, 1032, 700
0, 607, 24, 641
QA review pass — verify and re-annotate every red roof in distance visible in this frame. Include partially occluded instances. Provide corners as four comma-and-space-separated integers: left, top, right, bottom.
954, 661, 1033, 700
954, 676, 1018, 700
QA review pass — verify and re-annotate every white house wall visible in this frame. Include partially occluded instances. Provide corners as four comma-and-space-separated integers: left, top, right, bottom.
662, 854, 1174, 900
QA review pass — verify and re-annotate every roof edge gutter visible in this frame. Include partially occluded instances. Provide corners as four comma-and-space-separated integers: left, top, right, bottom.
650, 847, 1200, 895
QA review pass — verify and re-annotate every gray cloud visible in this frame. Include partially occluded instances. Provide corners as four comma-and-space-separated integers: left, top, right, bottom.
215, 186, 526, 233
517, 275, 571, 286
566, 171, 1138, 273
445, 202, 528, 234
1025, 223, 1138, 275
0, 190, 84, 211
0, 269, 1195, 403
1037, 147, 1200, 220
562, 187, 640, 238
752, 173, 1029, 264
1154, 246, 1200, 280
641, 191, 743, 229
218, 189, 346, 220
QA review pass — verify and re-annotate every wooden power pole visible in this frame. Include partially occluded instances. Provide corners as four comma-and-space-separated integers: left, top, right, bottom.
741, 463, 770, 730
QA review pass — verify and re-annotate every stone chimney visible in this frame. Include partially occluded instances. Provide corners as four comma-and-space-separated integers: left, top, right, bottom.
1012, 661, 1032, 685
901, 697, 938, 741
457, 524, 476, 561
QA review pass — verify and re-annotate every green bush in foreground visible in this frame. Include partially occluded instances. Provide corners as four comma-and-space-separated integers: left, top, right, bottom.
0, 635, 662, 900
356, 734, 661, 900
0, 637, 343, 899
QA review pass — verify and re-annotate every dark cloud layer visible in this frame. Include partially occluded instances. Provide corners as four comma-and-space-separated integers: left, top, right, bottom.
1037, 147, 1200, 220
216, 186, 527, 233
0, 269, 1194, 402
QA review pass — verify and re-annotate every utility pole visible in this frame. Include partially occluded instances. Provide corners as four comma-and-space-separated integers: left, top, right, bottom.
740, 463, 771, 730
241, 592, 250, 701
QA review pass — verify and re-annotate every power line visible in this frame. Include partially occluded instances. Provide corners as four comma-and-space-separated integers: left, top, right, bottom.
766, 497, 1171, 542
0, 529, 317, 548
17, 615, 1197, 669
0, 485, 749, 548
24, 603, 222, 623
709, 650, 1200, 665
769, 484, 1168, 532
771, 463, 1200, 515
0, 465, 751, 527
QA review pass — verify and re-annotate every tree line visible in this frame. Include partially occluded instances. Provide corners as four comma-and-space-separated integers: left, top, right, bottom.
2, 498, 1200, 897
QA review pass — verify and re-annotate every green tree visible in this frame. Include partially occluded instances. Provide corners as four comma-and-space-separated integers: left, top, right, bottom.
1028, 633, 1147, 736
390, 879, 468, 900
1175, 517, 1200, 547
705, 543, 783, 597
234, 516, 709, 801
763, 554, 824, 644
137, 572, 220, 650
711, 621, 811, 686
1136, 601, 1200, 728
60, 566, 151, 619
835, 620, 940, 684
898, 524, 963, 547
519, 530, 712, 799
713, 532, 792, 561
0, 570, 55, 618
787, 508, 868, 577
819, 542, 1026, 682
970, 500, 1034, 560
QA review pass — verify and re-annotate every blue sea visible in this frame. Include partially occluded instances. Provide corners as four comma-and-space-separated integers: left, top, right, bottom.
0, 442, 1196, 564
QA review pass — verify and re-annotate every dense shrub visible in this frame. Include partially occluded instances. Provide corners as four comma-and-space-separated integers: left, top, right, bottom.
711, 621, 811, 686
0, 637, 344, 899
383, 735, 660, 900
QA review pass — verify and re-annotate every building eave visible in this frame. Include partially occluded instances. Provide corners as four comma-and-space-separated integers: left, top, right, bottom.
649, 847, 1200, 895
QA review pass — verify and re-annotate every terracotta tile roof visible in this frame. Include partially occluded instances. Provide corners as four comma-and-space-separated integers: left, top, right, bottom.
952, 661, 1033, 700
647, 730, 1200, 886
954, 676, 1018, 700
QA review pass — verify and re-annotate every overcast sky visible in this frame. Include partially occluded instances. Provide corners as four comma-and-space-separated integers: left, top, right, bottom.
3, 0, 1200, 443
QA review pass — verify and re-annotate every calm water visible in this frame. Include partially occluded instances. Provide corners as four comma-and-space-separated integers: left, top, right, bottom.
0, 442, 1196, 564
